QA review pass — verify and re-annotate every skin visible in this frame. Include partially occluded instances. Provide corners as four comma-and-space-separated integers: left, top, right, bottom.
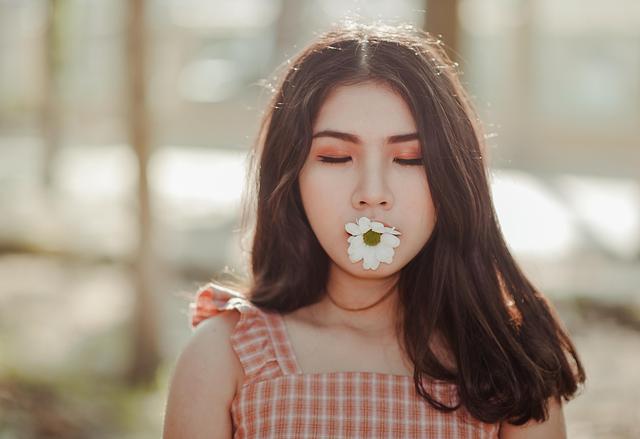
499, 397, 567, 439
297, 81, 567, 438
298, 80, 436, 338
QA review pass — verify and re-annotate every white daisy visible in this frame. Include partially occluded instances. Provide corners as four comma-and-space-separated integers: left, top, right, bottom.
344, 216, 402, 270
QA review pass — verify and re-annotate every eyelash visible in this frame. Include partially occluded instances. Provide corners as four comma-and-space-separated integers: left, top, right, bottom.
318, 156, 424, 166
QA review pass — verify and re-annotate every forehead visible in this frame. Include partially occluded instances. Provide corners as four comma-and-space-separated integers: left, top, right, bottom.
313, 81, 417, 136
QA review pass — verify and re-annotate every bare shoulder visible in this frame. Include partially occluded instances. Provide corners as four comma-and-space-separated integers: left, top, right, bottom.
499, 397, 567, 439
162, 310, 243, 439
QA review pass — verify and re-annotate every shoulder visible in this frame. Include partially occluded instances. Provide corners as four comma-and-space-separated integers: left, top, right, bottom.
163, 291, 245, 439
498, 396, 567, 439
187, 283, 250, 391
187, 311, 245, 392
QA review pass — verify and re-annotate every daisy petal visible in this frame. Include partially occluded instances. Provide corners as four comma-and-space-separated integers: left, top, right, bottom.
345, 223, 361, 235
371, 222, 385, 233
381, 233, 400, 248
348, 240, 363, 255
349, 245, 364, 262
348, 235, 364, 249
357, 216, 371, 232
367, 255, 381, 270
375, 245, 394, 263
363, 248, 379, 270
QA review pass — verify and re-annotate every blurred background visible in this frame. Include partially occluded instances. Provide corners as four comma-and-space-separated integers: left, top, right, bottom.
0, 0, 638, 437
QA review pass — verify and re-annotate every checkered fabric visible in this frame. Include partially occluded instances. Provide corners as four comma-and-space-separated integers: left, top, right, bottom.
189, 283, 500, 438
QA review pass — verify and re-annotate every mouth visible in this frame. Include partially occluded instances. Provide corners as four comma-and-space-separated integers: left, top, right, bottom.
344, 221, 399, 239
372, 220, 399, 232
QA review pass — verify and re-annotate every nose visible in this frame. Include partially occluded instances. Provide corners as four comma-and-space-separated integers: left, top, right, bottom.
351, 161, 394, 210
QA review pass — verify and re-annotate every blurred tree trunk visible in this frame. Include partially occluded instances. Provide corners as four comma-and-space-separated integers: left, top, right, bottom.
41, 0, 63, 189
126, 0, 160, 386
424, 0, 460, 63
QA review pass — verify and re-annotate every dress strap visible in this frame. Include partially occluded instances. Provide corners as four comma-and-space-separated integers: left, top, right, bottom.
189, 283, 301, 381
260, 311, 303, 376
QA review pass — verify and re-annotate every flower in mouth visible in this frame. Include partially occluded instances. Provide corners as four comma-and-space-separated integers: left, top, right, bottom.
344, 216, 401, 270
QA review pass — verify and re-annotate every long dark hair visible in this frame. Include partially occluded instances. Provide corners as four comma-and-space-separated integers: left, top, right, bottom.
213, 21, 585, 426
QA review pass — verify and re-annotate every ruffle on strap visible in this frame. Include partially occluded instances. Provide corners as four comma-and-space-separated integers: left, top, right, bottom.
189, 283, 253, 328
188, 283, 282, 385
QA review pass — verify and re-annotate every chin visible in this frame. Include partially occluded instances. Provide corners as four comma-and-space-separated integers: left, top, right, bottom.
350, 261, 398, 276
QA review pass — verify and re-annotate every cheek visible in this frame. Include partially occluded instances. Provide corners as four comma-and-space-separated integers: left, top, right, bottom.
402, 175, 436, 229
299, 165, 347, 207
298, 168, 342, 231
300, 173, 324, 211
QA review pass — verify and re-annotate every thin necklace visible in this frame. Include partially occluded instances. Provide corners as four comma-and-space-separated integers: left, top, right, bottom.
326, 285, 396, 312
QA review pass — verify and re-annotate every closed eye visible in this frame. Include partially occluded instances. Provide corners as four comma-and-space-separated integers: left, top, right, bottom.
318, 156, 423, 166
318, 156, 351, 164
395, 158, 423, 166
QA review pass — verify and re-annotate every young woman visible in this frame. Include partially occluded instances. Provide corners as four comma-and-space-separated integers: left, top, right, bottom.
163, 21, 585, 439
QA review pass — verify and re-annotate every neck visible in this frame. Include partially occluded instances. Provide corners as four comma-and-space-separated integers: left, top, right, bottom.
313, 263, 402, 337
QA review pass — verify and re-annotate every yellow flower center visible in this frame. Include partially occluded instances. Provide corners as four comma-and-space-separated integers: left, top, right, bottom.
363, 229, 381, 246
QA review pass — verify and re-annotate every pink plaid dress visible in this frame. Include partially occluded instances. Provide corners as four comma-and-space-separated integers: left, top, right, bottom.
190, 283, 500, 438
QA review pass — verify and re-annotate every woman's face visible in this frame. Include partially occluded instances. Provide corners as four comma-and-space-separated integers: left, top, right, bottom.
298, 81, 437, 277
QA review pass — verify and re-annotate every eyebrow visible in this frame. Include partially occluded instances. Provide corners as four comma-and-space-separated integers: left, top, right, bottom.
311, 130, 419, 145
